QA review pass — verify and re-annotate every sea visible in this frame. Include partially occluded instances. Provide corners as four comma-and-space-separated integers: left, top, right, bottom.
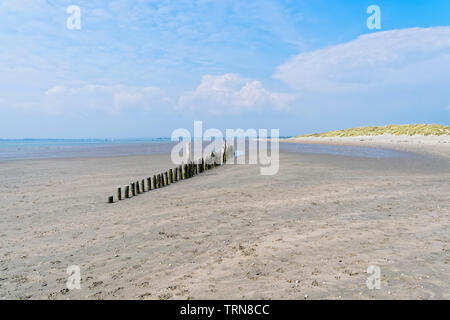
0, 138, 407, 161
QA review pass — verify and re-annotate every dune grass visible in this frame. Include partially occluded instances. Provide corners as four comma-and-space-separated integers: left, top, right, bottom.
297, 124, 450, 138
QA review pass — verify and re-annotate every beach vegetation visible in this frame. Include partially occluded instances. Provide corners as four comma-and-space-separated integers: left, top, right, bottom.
297, 124, 450, 138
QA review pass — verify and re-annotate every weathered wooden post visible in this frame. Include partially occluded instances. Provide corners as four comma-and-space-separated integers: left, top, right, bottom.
147, 177, 152, 191
169, 169, 173, 183
165, 172, 169, 185
174, 168, 178, 181
153, 175, 157, 189
117, 187, 122, 201
223, 140, 227, 163
131, 182, 136, 196
108, 196, 114, 203
136, 181, 141, 194
125, 186, 130, 198
141, 179, 145, 192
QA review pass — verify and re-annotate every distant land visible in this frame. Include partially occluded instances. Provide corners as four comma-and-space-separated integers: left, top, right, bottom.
297, 124, 450, 138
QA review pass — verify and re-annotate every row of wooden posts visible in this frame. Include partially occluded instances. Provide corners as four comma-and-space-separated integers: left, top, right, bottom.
108, 145, 234, 203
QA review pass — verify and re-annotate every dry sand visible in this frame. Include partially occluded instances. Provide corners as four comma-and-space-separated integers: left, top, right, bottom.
286, 135, 450, 159
0, 141, 449, 300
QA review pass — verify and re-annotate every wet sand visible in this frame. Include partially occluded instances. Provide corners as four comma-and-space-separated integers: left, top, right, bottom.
0, 145, 449, 300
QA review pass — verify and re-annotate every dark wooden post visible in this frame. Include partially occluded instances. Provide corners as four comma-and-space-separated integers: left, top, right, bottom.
223, 141, 227, 163
136, 181, 141, 194
108, 196, 114, 203
165, 172, 169, 185
174, 168, 178, 181
169, 169, 173, 183
131, 183, 136, 196
117, 187, 122, 201
125, 186, 130, 198
153, 175, 157, 189
159, 174, 163, 187
141, 179, 145, 192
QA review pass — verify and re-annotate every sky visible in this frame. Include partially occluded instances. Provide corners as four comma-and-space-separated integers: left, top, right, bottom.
0, 0, 449, 138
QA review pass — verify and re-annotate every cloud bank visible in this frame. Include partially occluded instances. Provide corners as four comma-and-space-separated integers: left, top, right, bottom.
275, 27, 450, 93
178, 73, 294, 114
44, 84, 169, 114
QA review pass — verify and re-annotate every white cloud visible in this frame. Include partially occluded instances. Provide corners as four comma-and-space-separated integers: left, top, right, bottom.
178, 73, 294, 114
275, 27, 450, 93
43, 84, 169, 114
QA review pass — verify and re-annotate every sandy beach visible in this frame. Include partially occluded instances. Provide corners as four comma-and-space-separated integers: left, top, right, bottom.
0, 140, 449, 300
284, 135, 450, 159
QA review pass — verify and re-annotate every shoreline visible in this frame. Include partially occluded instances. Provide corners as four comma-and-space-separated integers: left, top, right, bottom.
282, 135, 450, 159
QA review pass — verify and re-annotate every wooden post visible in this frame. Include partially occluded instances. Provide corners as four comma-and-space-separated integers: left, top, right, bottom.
131, 183, 136, 196
165, 172, 169, 185
169, 169, 173, 183
117, 187, 122, 201
174, 168, 178, 181
125, 186, 130, 198
159, 174, 163, 187
141, 179, 145, 192
147, 177, 152, 191
108, 196, 114, 203
223, 140, 227, 163
136, 181, 141, 194
153, 175, 157, 189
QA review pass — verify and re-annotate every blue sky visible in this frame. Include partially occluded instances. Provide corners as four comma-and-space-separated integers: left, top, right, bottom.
0, 0, 449, 138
